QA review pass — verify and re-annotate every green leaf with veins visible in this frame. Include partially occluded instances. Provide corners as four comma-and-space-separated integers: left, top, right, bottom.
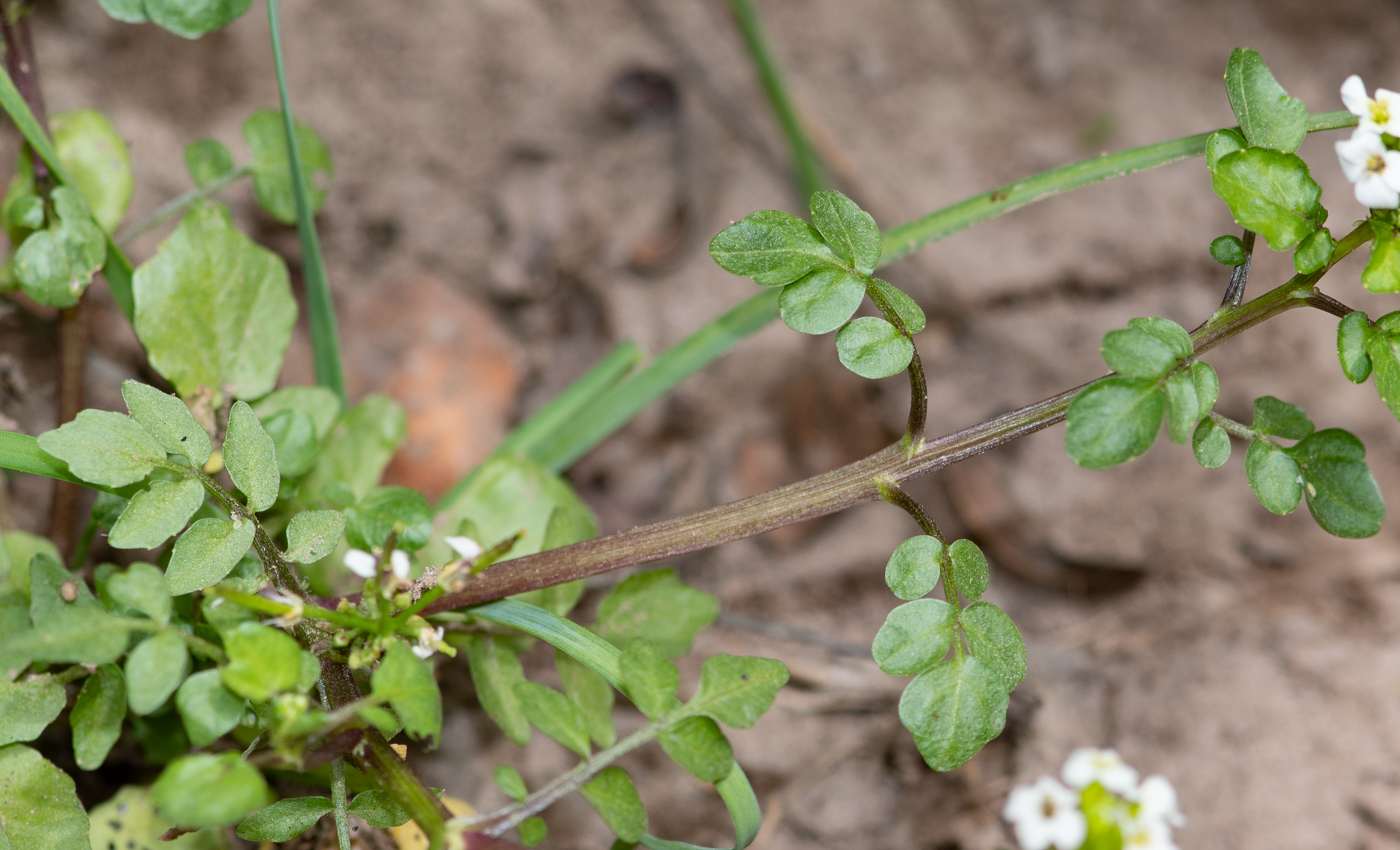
709, 209, 840, 286
0, 674, 65, 746
836, 316, 914, 379
295, 393, 405, 508
885, 535, 943, 601
959, 601, 1027, 690
0, 745, 91, 850
1205, 128, 1246, 172
185, 139, 237, 188
1338, 311, 1372, 383
371, 641, 443, 748
557, 650, 615, 748
224, 401, 280, 512
29, 553, 101, 617
145, 0, 253, 39
1251, 395, 1313, 440
243, 110, 334, 224
122, 380, 213, 466
221, 622, 302, 702
38, 408, 166, 488
1224, 48, 1308, 153
7, 608, 135, 665
493, 765, 528, 803
867, 278, 926, 333
1101, 327, 1178, 379
152, 752, 267, 828
1210, 148, 1325, 251
687, 654, 788, 729
1289, 429, 1384, 538
594, 569, 718, 659
1294, 227, 1333, 274
779, 268, 866, 335
949, 539, 988, 601
285, 510, 346, 564
346, 486, 433, 552
1129, 317, 1193, 360
1192, 361, 1219, 414
72, 664, 125, 769
580, 766, 648, 844
1363, 220, 1400, 293
1209, 234, 1246, 265
348, 790, 412, 828
1245, 439, 1302, 515
619, 639, 681, 721
514, 681, 590, 757
176, 669, 247, 748
1064, 377, 1164, 469
1365, 318, 1400, 421
252, 385, 343, 442
165, 518, 256, 596
809, 189, 881, 275
261, 409, 319, 478
126, 632, 190, 716
14, 186, 106, 308
899, 655, 1008, 771
133, 204, 296, 401
236, 797, 333, 842
659, 715, 734, 783
463, 634, 530, 746
50, 109, 133, 232
1192, 419, 1231, 469
109, 479, 206, 550
106, 562, 174, 624
1164, 371, 1200, 445
872, 599, 956, 677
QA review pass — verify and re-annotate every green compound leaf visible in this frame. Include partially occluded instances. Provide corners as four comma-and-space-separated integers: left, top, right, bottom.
243, 110, 333, 225
1363, 220, 1400, 293
885, 535, 943, 601
133, 204, 297, 402
1101, 327, 1179, 379
1164, 370, 1200, 445
372, 640, 443, 748
1338, 311, 1372, 383
96, 0, 148, 23
72, 664, 125, 770
580, 766, 648, 844
1224, 48, 1308, 153
898, 655, 1008, 772
125, 632, 190, 716
1252, 395, 1314, 440
107, 562, 174, 625
165, 518, 256, 596
1192, 361, 1220, 414
37, 408, 166, 487
0, 745, 91, 850
871, 599, 956, 677
152, 752, 268, 829
284, 510, 346, 564
809, 189, 881, 275
221, 622, 303, 702
836, 316, 914, 379
346, 486, 433, 552
959, 601, 1027, 690
1293, 227, 1334, 274
348, 789, 411, 828
1210, 148, 1325, 251
145, 0, 253, 39
659, 715, 734, 783
185, 139, 237, 188
1209, 234, 1246, 265
868, 277, 927, 333
1205, 128, 1246, 171
779, 268, 866, 335
1192, 419, 1231, 469
557, 650, 615, 749
224, 401, 279, 512
236, 796, 333, 842
949, 539, 988, 601
1289, 429, 1385, 538
619, 639, 682, 721
464, 634, 531, 746
708, 209, 840, 286
14, 187, 107, 308
176, 669, 247, 748
1064, 376, 1165, 469
0, 674, 65, 746
109, 478, 205, 551
594, 569, 718, 659
122, 380, 212, 466
688, 655, 788, 729
1366, 319, 1400, 422
514, 680, 590, 757
1245, 439, 1302, 515
493, 765, 528, 803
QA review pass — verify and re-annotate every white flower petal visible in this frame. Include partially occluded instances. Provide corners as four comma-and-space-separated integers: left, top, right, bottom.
411, 644, 434, 659
1136, 775, 1185, 828
1005, 777, 1084, 850
1342, 75, 1371, 117
390, 549, 412, 580
344, 548, 378, 578
1356, 174, 1400, 209
445, 536, 484, 560
1062, 748, 1139, 796
1376, 89, 1400, 135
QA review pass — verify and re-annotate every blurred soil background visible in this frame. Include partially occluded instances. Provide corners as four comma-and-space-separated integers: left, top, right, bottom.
4, 0, 1400, 848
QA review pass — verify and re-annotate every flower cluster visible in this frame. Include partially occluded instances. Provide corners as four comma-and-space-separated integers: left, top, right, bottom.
1337, 76, 1400, 209
1003, 748, 1184, 850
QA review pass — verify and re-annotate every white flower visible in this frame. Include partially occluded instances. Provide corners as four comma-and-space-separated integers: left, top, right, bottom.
1337, 128, 1400, 209
1062, 748, 1139, 797
1003, 776, 1087, 850
412, 626, 446, 659
264, 592, 305, 629
445, 536, 483, 560
1133, 775, 1185, 828
390, 549, 412, 581
344, 548, 379, 578
1341, 75, 1400, 136
1121, 817, 1178, 850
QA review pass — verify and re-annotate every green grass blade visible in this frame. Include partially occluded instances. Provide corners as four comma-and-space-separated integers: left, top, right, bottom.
0, 430, 81, 485
638, 763, 762, 850
470, 599, 624, 688
267, 0, 347, 405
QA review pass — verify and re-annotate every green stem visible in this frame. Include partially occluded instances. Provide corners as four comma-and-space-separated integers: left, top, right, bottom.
114, 165, 252, 245
209, 585, 381, 634
727, 0, 828, 201
331, 756, 352, 850
865, 280, 927, 447
1208, 411, 1256, 442
267, 0, 346, 405
176, 629, 228, 664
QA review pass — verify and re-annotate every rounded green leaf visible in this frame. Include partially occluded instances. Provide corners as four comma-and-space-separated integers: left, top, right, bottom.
109, 478, 206, 551
1209, 234, 1246, 265
0, 674, 65, 746
51, 109, 133, 233
1164, 371, 1200, 445
1363, 220, 1400, 293
949, 539, 989, 601
252, 385, 343, 442
236, 796, 333, 842
1245, 439, 1302, 515
371, 641, 443, 747
514, 680, 590, 757
1101, 327, 1177, 379
72, 664, 126, 770
779, 268, 866, 335
1064, 376, 1165, 469
122, 380, 213, 466
809, 189, 881, 274
1291, 429, 1385, 539
262, 408, 319, 478
1210, 148, 1325, 251
96, 0, 149, 23
1251, 395, 1313, 440
836, 316, 914, 379
595, 569, 718, 659
1191, 360, 1219, 414
619, 638, 681, 721
348, 789, 412, 828
13, 187, 107, 308
708, 209, 839, 286
885, 535, 943, 601
872, 599, 956, 677
1128, 317, 1193, 360
1294, 227, 1334, 274
1224, 48, 1307, 153
0, 745, 91, 849
224, 401, 280, 512
145, 0, 253, 39
221, 622, 302, 702
152, 752, 268, 828
868, 277, 926, 333
520, 817, 548, 847
493, 765, 528, 803
176, 669, 247, 747
242, 110, 334, 224
1192, 419, 1231, 469
125, 632, 190, 715
580, 766, 647, 844
1365, 323, 1400, 422
898, 655, 1008, 772
465, 635, 531, 746
1338, 311, 1373, 384
1205, 128, 1246, 171
106, 562, 174, 624
38, 409, 166, 488
690, 654, 789, 728
959, 601, 1027, 690
557, 650, 616, 749
345, 486, 433, 553
185, 139, 237, 188
285, 510, 346, 564
659, 715, 734, 783
164, 517, 256, 596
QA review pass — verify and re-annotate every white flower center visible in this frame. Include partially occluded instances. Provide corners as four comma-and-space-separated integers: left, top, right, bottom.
1368, 153, 1388, 175
1372, 101, 1391, 126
